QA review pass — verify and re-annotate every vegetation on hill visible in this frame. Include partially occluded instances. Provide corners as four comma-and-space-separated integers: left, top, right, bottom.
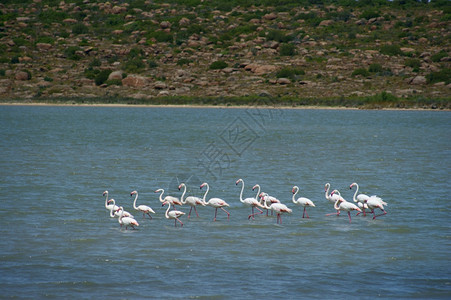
0, 0, 449, 109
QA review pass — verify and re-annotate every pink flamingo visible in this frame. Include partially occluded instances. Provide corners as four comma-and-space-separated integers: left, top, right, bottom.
200, 182, 230, 221
108, 198, 134, 219
258, 191, 280, 216
155, 188, 182, 208
236, 179, 264, 220
104, 190, 119, 213
131, 190, 155, 219
365, 196, 388, 219
260, 192, 292, 224
332, 190, 361, 223
178, 183, 205, 218
325, 183, 342, 216
292, 186, 316, 218
116, 206, 139, 230
349, 182, 371, 216
162, 200, 185, 227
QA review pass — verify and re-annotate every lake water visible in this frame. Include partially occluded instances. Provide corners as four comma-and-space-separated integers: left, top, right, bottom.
0, 105, 450, 299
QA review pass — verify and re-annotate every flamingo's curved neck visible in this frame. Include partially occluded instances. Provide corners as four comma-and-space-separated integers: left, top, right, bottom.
292, 186, 299, 203
164, 202, 172, 219
333, 191, 342, 210
132, 192, 139, 209
180, 185, 187, 204
158, 189, 165, 203
262, 193, 271, 209
104, 192, 109, 208
238, 180, 245, 203
118, 207, 124, 222
325, 183, 331, 200
351, 183, 359, 202
253, 184, 260, 200
201, 183, 209, 204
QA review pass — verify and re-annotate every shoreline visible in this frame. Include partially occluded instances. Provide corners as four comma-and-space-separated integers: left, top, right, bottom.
0, 102, 449, 111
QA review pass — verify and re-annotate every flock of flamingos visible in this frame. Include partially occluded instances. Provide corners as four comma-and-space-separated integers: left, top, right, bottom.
103, 179, 388, 229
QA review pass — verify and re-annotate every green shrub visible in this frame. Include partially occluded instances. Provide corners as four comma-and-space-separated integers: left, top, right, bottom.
360, 9, 380, 20
0, 69, 5, 77
266, 30, 293, 43
72, 23, 89, 35
431, 50, 448, 62
44, 76, 53, 82
106, 79, 122, 86
148, 60, 158, 68
426, 69, 451, 84
84, 67, 100, 79
36, 36, 54, 44
177, 58, 192, 66
279, 43, 296, 56
95, 69, 112, 86
89, 58, 102, 67
368, 63, 383, 73
10, 56, 19, 64
276, 67, 305, 80
405, 58, 421, 72
148, 31, 173, 43
64, 46, 82, 60
380, 44, 403, 56
123, 58, 146, 73
352, 68, 370, 77
209, 60, 228, 70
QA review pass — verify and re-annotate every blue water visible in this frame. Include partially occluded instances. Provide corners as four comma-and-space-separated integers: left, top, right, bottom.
0, 105, 450, 299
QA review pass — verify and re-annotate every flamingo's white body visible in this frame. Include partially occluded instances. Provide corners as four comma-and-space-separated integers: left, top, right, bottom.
116, 206, 139, 230
178, 183, 205, 218
236, 179, 264, 220
131, 190, 155, 219
292, 186, 315, 218
332, 190, 361, 223
107, 198, 134, 218
365, 196, 388, 219
258, 191, 280, 216
155, 188, 182, 208
261, 193, 292, 224
325, 183, 342, 216
349, 182, 371, 216
200, 182, 230, 221
162, 201, 185, 227
104, 190, 119, 213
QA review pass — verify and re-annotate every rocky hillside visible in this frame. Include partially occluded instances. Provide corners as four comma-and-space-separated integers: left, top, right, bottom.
0, 0, 450, 107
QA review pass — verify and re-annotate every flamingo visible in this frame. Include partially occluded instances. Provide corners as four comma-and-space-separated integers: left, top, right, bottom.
291, 186, 315, 218
349, 182, 371, 216
108, 199, 134, 219
260, 192, 292, 224
200, 182, 230, 221
155, 188, 182, 208
365, 196, 388, 219
116, 206, 139, 230
178, 183, 205, 219
236, 179, 264, 220
162, 200, 185, 227
332, 190, 361, 223
131, 190, 155, 219
258, 191, 280, 216
103, 190, 119, 212
324, 183, 341, 216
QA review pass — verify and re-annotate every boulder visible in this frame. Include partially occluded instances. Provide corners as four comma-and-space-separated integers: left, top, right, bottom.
108, 71, 123, 81
179, 17, 190, 27
319, 20, 334, 27
277, 78, 291, 85
122, 75, 148, 87
263, 13, 277, 20
36, 43, 52, 50
15, 71, 30, 81
408, 76, 427, 85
